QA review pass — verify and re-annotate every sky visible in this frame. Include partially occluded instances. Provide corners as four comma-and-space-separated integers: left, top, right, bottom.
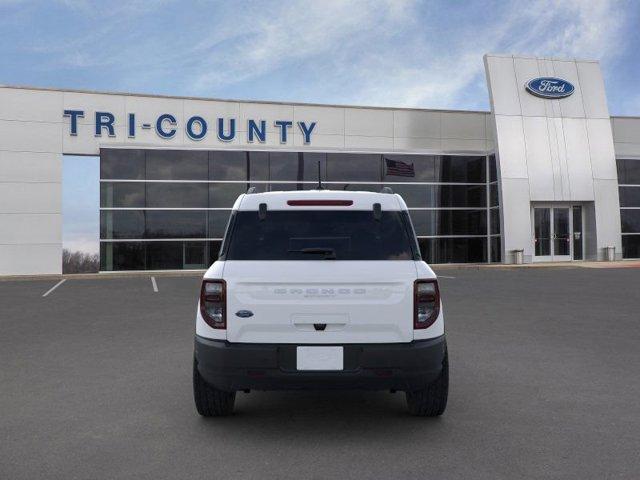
2, 0, 640, 253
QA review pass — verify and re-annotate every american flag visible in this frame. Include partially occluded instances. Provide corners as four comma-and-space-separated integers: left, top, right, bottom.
385, 157, 415, 177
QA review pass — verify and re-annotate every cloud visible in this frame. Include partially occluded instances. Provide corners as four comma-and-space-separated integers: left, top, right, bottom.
7, 0, 633, 112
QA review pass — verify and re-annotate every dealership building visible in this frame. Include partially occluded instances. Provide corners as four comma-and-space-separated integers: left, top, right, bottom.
1, 53, 640, 275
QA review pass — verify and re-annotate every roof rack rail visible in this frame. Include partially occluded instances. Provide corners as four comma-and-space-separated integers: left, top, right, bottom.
380, 186, 394, 194
246, 186, 257, 194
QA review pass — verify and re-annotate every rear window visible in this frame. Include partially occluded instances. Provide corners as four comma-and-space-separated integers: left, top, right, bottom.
223, 210, 419, 260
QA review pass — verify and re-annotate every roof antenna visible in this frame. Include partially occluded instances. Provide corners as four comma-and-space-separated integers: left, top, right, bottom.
317, 160, 324, 190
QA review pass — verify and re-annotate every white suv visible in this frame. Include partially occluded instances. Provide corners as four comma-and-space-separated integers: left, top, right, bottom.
193, 189, 448, 416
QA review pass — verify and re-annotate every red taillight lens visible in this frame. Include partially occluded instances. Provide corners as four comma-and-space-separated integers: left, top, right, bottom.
414, 279, 440, 329
200, 279, 226, 329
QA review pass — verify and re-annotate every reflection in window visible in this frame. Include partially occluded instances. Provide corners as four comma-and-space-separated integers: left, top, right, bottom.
621, 210, 640, 233
418, 237, 487, 263
622, 236, 640, 258
326, 154, 382, 182
409, 210, 487, 236
210, 151, 248, 180
100, 242, 146, 270
389, 184, 486, 208
617, 159, 640, 185
208, 210, 232, 238
619, 186, 640, 207
100, 182, 145, 208
269, 152, 300, 181
146, 150, 208, 180
146, 211, 206, 238
100, 149, 145, 179
209, 183, 248, 207
146, 183, 208, 208
100, 210, 144, 239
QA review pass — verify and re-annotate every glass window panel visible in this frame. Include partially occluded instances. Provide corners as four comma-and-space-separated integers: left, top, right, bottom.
183, 241, 207, 268
490, 237, 501, 263
490, 209, 501, 234
208, 240, 223, 265
248, 152, 269, 181
619, 186, 640, 207
617, 159, 640, 185
321, 183, 380, 192
418, 237, 488, 263
209, 183, 247, 207
408, 210, 487, 236
489, 154, 497, 182
436, 155, 486, 183
534, 208, 551, 256
269, 152, 301, 181
489, 183, 499, 206
326, 153, 382, 182
100, 182, 145, 208
210, 151, 248, 180
145, 211, 206, 238
388, 184, 486, 208
145, 150, 207, 180
302, 153, 327, 182
146, 241, 183, 270
100, 149, 145, 179
100, 211, 144, 239
622, 235, 640, 259
621, 210, 640, 233
208, 210, 232, 238
269, 182, 302, 192
383, 155, 437, 182
100, 242, 146, 271
146, 183, 208, 208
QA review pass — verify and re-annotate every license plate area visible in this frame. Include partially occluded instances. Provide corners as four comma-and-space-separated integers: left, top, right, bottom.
296, 346, 344, 371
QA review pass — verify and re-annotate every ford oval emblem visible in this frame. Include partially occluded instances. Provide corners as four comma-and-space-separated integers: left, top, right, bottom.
525, 77, 575, 99
235, 310, 254, 318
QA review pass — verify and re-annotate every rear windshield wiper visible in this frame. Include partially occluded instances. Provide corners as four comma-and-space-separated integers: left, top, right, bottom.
287, 247, 337, 259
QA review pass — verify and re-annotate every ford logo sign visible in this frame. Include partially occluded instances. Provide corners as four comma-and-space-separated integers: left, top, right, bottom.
235, 310, 254, 318
525, 77, 575, 99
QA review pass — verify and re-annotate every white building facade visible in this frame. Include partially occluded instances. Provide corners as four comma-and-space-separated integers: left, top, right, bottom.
1, 53, 639, 275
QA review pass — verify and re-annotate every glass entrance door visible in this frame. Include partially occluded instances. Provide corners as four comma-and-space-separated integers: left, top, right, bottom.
534, 208, 552, 261
552, 208, 571, 261
533, 206, 581, 262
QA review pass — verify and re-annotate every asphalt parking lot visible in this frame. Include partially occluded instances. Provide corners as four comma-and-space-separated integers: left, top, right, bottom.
1, 267, 640, 479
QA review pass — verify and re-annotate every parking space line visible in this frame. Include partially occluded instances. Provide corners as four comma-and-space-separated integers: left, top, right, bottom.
42, 279, 66, 297
438, 275, 456, 279
151, 276, 158, 292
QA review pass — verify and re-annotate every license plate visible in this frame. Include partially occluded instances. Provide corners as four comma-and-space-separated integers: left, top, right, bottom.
296, 346, 344, 371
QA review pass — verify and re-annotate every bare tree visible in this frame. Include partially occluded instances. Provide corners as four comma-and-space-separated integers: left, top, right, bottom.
62, 249, 99, 274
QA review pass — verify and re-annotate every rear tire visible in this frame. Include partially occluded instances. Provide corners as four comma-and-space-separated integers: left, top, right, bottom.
193, 358, 236, 417
406, 348, 448, 417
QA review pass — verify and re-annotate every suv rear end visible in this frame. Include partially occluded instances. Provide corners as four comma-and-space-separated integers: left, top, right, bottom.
193, 190, 448, 416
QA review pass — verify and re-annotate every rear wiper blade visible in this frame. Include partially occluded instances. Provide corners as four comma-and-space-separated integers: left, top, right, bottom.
287, 247, 336, 259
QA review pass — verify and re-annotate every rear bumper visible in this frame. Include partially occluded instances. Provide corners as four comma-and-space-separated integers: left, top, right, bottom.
194, 335, 446, 392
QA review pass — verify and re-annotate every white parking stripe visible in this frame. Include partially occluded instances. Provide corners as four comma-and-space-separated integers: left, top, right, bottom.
42, 279, 66, 297
151, 276, 158, 292
438, 275, 456, 279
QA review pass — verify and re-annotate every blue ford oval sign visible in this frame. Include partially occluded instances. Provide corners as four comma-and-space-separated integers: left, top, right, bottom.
526, 77, 575, 99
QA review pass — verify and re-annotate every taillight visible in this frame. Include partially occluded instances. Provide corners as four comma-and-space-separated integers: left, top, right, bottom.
414, 279, 440, 329
200, 279, 226, 329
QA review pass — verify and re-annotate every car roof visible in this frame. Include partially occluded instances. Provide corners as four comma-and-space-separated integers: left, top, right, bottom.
234, 189, 408, 211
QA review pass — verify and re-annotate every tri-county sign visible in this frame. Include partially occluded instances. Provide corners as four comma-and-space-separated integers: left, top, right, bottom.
525, 77, 575, 99
62, 110, 317, 144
